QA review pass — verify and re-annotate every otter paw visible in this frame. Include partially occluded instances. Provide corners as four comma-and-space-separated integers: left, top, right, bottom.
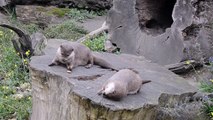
48, 63, 56, 66
85, 64, 92, 69
67, 70, 72, 73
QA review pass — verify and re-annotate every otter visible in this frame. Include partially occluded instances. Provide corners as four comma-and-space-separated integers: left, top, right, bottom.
49, 42, 117, 72
98, 69, 151, 100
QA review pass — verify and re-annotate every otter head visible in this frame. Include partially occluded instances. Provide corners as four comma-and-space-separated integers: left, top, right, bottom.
101, 82, 123, 100
60, 44, 74, 58
103, 82, 115, 96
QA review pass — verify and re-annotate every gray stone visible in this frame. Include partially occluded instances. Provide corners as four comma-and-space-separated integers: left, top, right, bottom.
0, 13, 9, 24
0, 0, 7, 6
29, 39, 204, 120
107, 0, 213, 65
31, 32, 47, 56
15, 5, 55, 25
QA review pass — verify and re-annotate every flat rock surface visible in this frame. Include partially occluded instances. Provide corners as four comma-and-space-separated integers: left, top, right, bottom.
77, 16, 106, 32
30, 39, 197, 110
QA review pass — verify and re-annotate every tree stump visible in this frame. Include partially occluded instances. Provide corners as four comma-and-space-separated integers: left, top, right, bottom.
29, 39, 207, 120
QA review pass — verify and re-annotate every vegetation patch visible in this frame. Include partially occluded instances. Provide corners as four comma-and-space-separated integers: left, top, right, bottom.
43, 20, 87, 41
42, 6, 106, 21
67, 8, 106, 22
47, 7, 70, 18
0, 28, 31, 120
83, 33, 106, 51
199, 64, 213, 118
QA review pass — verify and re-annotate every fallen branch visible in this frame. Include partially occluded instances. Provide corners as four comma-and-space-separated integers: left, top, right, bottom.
76, 21, 108, 43
165, 60, 203, 74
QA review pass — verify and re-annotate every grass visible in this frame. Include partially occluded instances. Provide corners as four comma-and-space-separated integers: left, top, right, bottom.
0, 28, 31, 120
83, 33, 106, 51
39, 6, 106, 22
67, 8, 106, 22
43, 20, 87, 41
198, 64, 213, 119
47, 7, 70, 18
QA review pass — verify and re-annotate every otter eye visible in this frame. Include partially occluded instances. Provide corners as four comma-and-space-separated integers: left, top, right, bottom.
61, 53, 68, 57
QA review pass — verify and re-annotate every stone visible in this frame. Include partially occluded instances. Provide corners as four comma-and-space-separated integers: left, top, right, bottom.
107, 0, 213, 66
0, 13, 9, 24
15, 5, 59, 25
31, 32, 47, 56
0, 0, 7, 6
29, 39, 204, 120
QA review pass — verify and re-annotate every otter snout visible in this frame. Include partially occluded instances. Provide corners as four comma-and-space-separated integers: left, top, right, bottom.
103, 93, 107, 97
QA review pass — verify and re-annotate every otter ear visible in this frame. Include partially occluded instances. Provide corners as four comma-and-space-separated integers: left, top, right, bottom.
60, 44, 64, 49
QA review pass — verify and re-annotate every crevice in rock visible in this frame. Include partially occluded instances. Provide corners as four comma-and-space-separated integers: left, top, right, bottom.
70, 74, 103, 81
136, 0, 177, 36
182, 24, 201, 41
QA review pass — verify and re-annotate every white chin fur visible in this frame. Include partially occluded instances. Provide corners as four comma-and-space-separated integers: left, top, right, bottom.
104, 82, 115, 94
69, 51, 75, 58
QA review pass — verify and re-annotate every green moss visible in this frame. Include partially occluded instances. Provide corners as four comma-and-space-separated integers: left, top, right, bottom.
47, 7, 70, 17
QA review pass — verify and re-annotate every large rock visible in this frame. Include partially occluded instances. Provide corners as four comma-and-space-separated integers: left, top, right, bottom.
29, 39, 207, 120
0, 13, 9, 24
0, 0, 7, 6
107, 0, 213, 65
15, 5, 66, 25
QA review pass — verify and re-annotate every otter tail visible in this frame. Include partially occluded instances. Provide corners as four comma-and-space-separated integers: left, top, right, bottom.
142, 80, 151, 84
93, 55, 118, 71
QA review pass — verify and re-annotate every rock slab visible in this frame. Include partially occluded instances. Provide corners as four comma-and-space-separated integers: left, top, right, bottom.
107, 0, 213, 65
29, 39, 206, 120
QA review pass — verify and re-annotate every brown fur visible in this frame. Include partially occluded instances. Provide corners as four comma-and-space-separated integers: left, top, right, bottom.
49, 42, 117, 71
98, 69, 151, 100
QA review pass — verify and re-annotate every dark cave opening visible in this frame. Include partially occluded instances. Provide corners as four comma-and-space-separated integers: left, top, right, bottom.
136, 0, 177, 35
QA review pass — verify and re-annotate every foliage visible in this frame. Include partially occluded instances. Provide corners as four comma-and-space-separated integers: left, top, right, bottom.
83, 33, 106, 51
0, 28, 31, 120
200, 81, 213, 93
67, 8, 102, 22
41, 7, 106, 21
43, 20, 87, 41
202, 98, 213, 119
198, 63, 213, 118
47, 7, 70, 17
